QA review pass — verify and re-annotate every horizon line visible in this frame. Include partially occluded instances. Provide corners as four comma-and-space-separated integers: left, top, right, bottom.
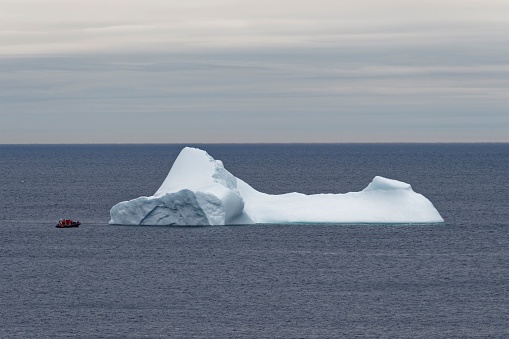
1, 141, 508, 146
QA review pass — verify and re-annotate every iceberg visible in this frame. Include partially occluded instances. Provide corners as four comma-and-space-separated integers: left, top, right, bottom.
109, 147, 444, 226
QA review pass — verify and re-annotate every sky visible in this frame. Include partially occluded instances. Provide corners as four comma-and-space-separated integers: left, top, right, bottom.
0, 0, 508, 143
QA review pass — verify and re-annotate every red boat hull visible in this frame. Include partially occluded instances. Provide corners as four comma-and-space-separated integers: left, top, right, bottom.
56, 222, 81, 228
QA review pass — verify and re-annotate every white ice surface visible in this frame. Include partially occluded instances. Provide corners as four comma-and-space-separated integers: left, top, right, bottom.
109, 147, 444, 226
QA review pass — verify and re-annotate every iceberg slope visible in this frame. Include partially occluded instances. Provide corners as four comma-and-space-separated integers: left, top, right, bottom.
109, 147, 444, 226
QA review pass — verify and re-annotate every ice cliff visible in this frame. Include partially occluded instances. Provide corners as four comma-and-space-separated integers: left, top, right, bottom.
109, 147, 444, 226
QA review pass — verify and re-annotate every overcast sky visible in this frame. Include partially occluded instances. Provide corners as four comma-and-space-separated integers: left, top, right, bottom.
0, 0, 508, 143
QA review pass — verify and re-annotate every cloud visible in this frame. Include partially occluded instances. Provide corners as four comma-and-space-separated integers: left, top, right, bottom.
1, 0, 509, 54
0, 0, 508, 142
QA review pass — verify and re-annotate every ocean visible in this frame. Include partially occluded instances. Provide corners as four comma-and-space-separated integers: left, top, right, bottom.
1, 144, 508, 338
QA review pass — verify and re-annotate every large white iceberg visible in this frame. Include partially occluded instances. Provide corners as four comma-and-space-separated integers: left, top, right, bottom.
109, 147, 444, 226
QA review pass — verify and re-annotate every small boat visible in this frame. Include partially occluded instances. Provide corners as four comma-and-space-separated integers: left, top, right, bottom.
56, 219, 81, 228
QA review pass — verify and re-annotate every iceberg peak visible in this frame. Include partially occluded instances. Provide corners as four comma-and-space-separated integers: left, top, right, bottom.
109, 147, 444, 226
363, 176, 412, 192
154, 147, 238, 196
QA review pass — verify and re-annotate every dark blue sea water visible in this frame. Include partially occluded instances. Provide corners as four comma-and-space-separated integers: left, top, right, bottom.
1, 144, 508, 338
